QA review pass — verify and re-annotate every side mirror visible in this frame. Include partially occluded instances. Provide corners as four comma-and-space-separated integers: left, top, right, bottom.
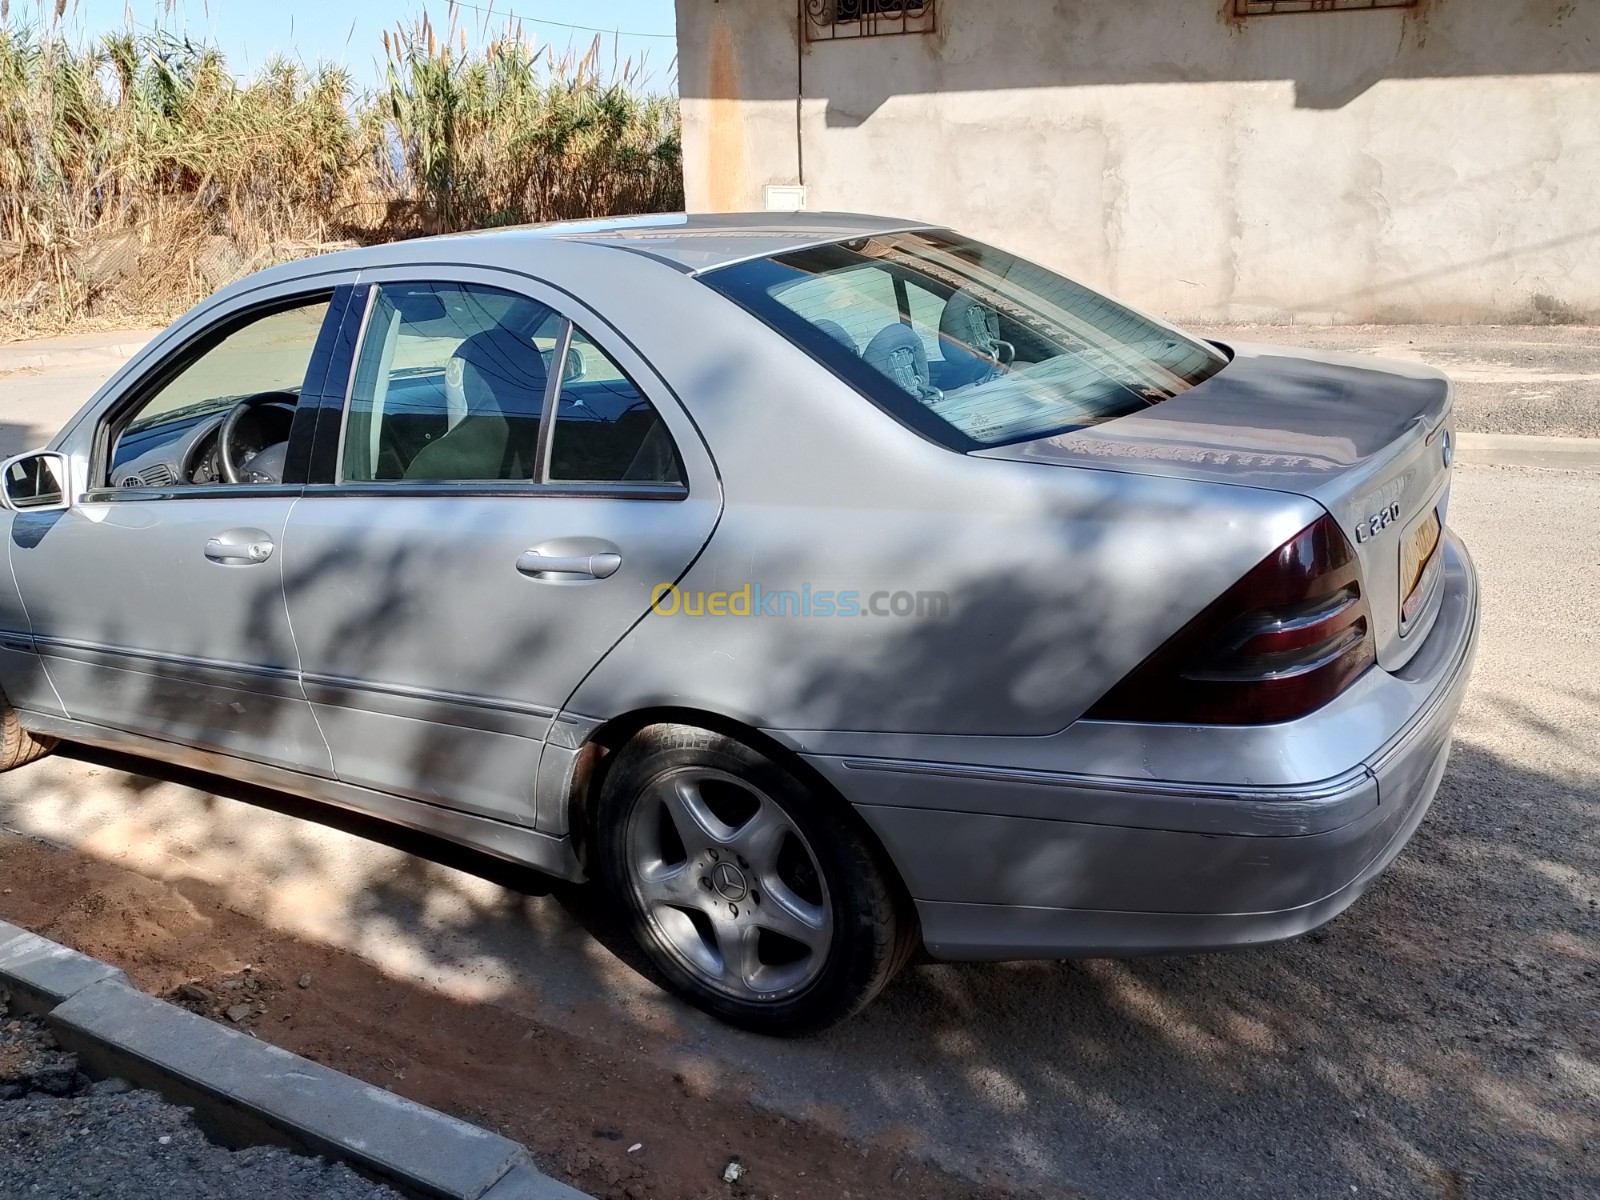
0, 452, 71, 513
564, 344, 587, 383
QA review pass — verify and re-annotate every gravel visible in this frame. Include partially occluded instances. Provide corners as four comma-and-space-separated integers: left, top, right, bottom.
0, 999, 399, 1200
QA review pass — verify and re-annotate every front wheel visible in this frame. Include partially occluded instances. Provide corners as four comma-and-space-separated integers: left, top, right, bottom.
0, 691, 55, 772
595, 724, 913, 1034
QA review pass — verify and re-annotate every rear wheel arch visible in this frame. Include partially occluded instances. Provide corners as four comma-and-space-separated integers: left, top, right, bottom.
568, 706, 917, 925
583, 712, 920, 1031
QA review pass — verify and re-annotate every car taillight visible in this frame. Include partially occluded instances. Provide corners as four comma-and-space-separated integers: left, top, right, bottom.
1085, 513, 1375, 725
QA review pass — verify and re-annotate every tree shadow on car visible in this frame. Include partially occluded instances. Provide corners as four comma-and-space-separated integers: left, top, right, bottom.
1, 409, 1592, 1195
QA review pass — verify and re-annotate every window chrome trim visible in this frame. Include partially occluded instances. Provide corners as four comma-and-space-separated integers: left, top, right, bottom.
295, 480, 687, 502
80, 484, 307, 505
532, 319, 573, 484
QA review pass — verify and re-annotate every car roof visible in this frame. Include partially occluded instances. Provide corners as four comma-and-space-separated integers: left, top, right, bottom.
525, 211, 934, 273
268, 213, 932, 282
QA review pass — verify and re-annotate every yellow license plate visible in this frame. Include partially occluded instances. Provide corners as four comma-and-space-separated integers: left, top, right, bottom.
1401, 508, 1442, 613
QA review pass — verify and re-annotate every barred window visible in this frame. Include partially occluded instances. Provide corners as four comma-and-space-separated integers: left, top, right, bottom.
803, 0, 935, 42
1235, 0, 1417, 14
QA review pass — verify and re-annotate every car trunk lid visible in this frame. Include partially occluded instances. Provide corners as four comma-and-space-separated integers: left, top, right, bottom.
975, 342, 1454, 670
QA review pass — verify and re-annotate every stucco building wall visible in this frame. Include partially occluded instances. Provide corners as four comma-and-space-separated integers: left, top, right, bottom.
674, 0, 1599, 324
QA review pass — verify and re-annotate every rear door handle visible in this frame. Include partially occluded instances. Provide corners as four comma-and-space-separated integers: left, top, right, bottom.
205, 535, 274, 564
516, 548, 622, 580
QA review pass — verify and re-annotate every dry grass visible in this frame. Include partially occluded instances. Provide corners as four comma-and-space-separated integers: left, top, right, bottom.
0, 6, 682, 337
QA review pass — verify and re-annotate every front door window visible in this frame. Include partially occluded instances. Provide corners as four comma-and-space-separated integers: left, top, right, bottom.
111, 298, 330, 488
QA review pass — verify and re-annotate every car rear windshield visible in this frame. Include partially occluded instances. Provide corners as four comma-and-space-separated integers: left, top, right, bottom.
701, 230, 1228, 449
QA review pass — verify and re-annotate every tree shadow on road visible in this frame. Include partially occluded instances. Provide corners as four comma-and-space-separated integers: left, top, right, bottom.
0, 421, 49, 459
4, 723, 1593, 1198
816, 734, 1598, 1195
0, 350, 1592, 1194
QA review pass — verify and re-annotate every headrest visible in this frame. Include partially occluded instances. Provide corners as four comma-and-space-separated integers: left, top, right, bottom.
813, 319, 859, 354
939, 291, 1003, 360
445, 327, 548, 420
862, 322, 930, 398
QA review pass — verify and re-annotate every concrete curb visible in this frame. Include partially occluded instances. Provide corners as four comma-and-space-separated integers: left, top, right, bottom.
0, 919, 589, 1200
1454, 431, 1600, 470
0, 921, 130, 1016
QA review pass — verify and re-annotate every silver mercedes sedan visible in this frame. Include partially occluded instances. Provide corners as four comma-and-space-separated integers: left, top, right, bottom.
0, 214, 1478, 1032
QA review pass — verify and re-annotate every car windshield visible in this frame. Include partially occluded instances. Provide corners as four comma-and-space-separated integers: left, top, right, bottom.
701, 230, 1228, 449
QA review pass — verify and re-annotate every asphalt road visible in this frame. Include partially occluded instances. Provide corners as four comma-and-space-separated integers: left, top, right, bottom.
0, 347, 1596, 1196
1, 1007, 399, 1200
0, 366, 120, 456
1198, 323, 1600, 439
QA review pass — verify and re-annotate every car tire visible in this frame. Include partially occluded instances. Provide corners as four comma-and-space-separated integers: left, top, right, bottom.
0, 691, 55, 772
596, 723, 914, 1034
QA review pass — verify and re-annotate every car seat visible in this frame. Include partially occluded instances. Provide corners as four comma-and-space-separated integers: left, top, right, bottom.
405, 327, 547, 481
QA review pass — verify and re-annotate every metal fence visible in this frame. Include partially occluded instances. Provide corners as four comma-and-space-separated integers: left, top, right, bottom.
803, 0, 937, 43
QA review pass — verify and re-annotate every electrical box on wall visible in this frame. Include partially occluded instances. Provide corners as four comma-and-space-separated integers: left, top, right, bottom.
764, 185, 808, 212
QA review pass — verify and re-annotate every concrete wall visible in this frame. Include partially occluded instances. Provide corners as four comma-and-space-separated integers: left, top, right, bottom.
674, 0, 1600, 324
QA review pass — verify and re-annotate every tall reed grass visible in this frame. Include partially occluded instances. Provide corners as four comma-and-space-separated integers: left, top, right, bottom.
0, 9, 682, 334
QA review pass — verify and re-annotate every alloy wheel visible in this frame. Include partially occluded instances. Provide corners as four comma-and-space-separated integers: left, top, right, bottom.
624, 766, 834, 1001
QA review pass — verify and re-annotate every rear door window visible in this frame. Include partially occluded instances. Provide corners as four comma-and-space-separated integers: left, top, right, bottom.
340, 282, 559, 483
548, 327, 682, 484
339, 282, 682, 487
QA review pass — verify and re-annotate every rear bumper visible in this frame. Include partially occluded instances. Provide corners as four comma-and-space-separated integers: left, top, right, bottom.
807, 532, 1480, 961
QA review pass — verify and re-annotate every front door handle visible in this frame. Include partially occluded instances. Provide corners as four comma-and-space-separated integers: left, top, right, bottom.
205, 535, 274, 564
516, 548, 622, 580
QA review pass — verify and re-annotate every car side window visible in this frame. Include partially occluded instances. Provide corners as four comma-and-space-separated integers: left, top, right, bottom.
110, 298, 331, 487
548, 327, 682, 484
341, 282, 560, 483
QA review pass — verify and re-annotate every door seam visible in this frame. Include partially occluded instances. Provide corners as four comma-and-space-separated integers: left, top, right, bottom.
4, 517, 69, 718
279, 492, 339, 781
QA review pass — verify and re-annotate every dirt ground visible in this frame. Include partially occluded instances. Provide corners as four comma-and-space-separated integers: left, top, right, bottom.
0, 831, 1036, 1200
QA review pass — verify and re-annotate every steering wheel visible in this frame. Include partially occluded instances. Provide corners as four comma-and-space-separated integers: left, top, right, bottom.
219, 391, 297, 484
